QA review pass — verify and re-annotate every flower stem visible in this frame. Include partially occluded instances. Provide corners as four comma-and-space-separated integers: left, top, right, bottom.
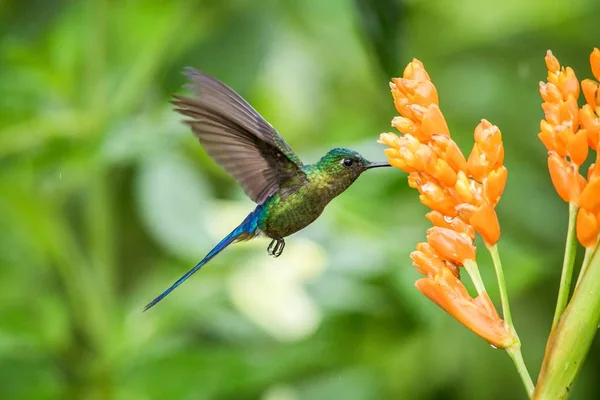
507, 346, 535, 398
552, 202, 579, 330
534, 249, 600, 399
488, 244, 513, 326
488, 243, 534, 397
463, 259, 486, 295
575, 244, 597, 289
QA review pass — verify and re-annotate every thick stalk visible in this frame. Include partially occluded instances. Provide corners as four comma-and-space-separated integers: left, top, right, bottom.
552, 202, 578, 330
534, 249, 600, 399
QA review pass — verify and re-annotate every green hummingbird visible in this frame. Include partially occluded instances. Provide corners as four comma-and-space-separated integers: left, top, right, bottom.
144, 68, 390, 311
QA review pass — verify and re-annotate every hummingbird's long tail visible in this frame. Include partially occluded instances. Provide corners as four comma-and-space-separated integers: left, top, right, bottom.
143, 210, 261, 311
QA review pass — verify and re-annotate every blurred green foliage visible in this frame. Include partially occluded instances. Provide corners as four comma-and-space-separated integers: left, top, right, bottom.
1, 0, 600, 399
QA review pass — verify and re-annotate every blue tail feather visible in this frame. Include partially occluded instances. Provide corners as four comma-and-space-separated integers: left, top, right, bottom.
143, 209, 261, 311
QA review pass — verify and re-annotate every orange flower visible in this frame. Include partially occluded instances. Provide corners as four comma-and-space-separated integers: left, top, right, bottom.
541, 48, 600, 248
389, 59, 449, 142
380, 58, 512, 348
415, 268, 516, 349
539, 50, 589, 204
426, 227, 475, 265
577, 153, 600, 247
591, 48, 600, 82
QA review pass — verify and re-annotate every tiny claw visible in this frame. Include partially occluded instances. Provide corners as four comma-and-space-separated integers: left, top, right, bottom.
268, 238, 285, 258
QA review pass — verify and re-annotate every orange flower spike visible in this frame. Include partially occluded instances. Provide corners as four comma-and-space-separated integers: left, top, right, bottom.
576, 208, 600, 248
547, 152, 579, 203
468, 120, 505, 181
426, 226, 476, 265
414, 269, 516, 349
470, 204, 501, 245
426, 211, 476, 240
581, 79, 599, 110
591, 48, 600, 82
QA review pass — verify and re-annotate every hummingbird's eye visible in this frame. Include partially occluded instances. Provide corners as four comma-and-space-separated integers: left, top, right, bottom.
342, 158, 353, 167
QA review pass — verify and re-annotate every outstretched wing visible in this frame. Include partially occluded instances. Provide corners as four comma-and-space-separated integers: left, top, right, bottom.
172, 68, 307, 204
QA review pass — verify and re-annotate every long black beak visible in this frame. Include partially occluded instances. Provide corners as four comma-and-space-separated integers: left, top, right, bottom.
366, 162, 391, 169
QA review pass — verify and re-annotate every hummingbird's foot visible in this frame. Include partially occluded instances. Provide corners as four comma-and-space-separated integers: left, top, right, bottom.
267, 238, 285, 258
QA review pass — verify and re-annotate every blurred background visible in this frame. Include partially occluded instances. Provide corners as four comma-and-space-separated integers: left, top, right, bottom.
1, 0, 600, 399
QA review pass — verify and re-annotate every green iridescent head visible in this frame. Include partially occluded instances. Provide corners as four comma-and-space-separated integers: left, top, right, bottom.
315, 147, 390, 187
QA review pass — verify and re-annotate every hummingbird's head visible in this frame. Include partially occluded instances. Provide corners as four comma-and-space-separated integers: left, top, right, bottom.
316, 148, 390, 188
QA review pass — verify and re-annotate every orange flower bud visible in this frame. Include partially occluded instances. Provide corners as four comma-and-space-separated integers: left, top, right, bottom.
580, 105, 600, 150
485, 166, 508, 206
415, 269, 516, 348
582, 79, 599, 110
408, 173, 458, 216
378, 132, 400, 148
420, 105, 450, 140
580, 176, 600, 214
392, 116, 418, 135
411, 245, 446, 276
591, 48, 600, 83
429, 134, 468, 173
576, 208, 599, 248
403, 58, 431, 82
427, 226, 476, 265
393, 77, 439, 108
539, 81, 562, 103
454, 171, 474, 203
547, 152, 579, 203
432, 158, 457, 187
469, 120, 504, 181
545, 50, 560, 73
538, 120, 557, 152
470, 205, 501, 245
426, 211, 475, 240
559, 67, 580, 100
569, 129, 589, 166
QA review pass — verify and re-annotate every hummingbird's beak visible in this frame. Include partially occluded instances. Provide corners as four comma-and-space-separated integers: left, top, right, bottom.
366, 162, 391, 170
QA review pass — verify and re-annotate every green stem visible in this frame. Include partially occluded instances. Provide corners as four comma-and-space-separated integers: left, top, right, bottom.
575, 244, 597, 289
534, 249, 600, 399
552, 202, 579, 330
507, 346, 535, 398
488, 244, 534, 397
488, 244, 513, 327
463, 259, 486, 295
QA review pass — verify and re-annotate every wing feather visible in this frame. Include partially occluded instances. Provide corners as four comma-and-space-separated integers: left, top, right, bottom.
171, 69, 306, 204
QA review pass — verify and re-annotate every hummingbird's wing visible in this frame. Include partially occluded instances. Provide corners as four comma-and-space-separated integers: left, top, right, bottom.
172, 68, 307, 204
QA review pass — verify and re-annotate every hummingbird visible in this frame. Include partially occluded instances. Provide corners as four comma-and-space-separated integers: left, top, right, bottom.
144, 68, 390, 311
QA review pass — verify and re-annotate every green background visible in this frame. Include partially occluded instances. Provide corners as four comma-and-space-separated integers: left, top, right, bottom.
2, 0, 600, 399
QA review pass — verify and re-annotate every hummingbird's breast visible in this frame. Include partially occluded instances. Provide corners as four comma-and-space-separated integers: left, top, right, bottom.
260, 173, 341, 239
